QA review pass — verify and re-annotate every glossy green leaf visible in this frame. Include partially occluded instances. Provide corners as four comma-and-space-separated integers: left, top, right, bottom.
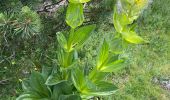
51, 85, 62, 100
29, 71, 50, 97
71, 68, 97, 94
66, 3, 84, 29
113, 6, 133, 32
81, 81, 118, 97
45, 73, 67, 86
111, 35, 125, 54
16, 92, 49, 100
69, 0, 91, 3
119, 13, 131, 25
91, 81, 118, 95
113, 10, 123, 33
42, 66, 52, 80
57, 32, 68, 51
51, 81, 73, 100
96, 41, 124, 72
71, 68, 85, 91
68, 25, 96, 51
22, 79, 31, 92
57, 48, 74, 68
121, 29, 148, 44
89, 69, 107, 83
97, 40, 109, 70
100, 59, 124, 72
71, 68, 118, 98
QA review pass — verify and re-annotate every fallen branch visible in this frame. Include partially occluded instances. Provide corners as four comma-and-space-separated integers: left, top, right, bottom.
0, 78, 11, 85
37, 0, 68, 14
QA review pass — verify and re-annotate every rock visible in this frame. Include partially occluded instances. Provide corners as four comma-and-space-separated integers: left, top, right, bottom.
166, 84, 170, 90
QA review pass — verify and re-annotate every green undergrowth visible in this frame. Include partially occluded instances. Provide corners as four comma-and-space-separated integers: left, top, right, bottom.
0, 0, 170, 99
82, 0, 170, 99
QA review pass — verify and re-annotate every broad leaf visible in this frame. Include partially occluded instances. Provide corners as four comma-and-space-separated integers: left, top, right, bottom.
42, 66, 52, 80
57, 32, 68, 51
121, 29, 148, 44
66, 3, 84, 29
71, 68, 85, 91
59, 94, 81, 100
16, 92, 49, 100
51, 85, 62, 100
71, 68, 96, 94
81, 81, 118, 98
29, 71, 50, 97
57, 48, 74, 68
45, 73, 66, 86
68, 24, 96, 51
119, 13, 132, 26
71, 69, 118, 98
51, 81, 73, 100
100, 59, 124, 72
90, 81, 118, 95
97, 40, 109, 70
89, 69, 107, 83
69, 0, 91, 3
96, 41, 124, 72
113, 4, 124, 33
22, 79, 31, 92
111, 35, 125, 54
